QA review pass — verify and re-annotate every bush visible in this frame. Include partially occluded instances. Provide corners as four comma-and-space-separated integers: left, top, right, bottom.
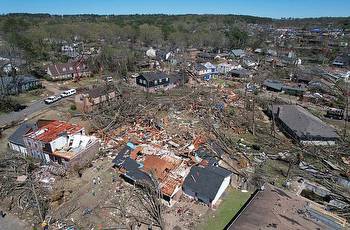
70, 104, 76, 110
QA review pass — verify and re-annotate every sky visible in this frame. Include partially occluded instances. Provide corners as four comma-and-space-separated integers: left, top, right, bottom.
0, 0, 349, 19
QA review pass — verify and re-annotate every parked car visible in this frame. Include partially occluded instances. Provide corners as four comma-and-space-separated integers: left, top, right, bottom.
44, 95, 61, 104
61, 89, 76, 98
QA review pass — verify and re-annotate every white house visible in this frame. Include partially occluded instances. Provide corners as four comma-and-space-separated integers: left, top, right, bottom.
183, 166, 232, 206
8, 123, 34, 156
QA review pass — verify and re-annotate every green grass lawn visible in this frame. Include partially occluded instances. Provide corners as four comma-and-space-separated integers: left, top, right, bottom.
9, 88, 46, 105
198, 188, 251, 230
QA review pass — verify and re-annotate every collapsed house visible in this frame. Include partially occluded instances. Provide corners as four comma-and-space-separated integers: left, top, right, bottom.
112, 142, 232, 207
113, 143, 188, 206
9, 120, 100, 167
268, 104, 340, 145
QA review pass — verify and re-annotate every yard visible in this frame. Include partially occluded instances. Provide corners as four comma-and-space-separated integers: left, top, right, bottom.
198, 188, 251, 230
9, 88, 46, 105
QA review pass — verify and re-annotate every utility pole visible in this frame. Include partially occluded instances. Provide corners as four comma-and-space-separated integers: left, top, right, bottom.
344, 77, 349, 139
252, 95, 256, 136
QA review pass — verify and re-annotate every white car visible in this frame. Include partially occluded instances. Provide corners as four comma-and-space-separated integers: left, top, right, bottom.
61, 89, 76, 98
44, 95, 61, 104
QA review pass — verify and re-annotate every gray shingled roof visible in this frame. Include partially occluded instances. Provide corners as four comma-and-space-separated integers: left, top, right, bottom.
125, 169, 152, 183
8, 123, 34, 147
194, 63, 207, 71
183, 166, 232, 202
112, 145, 133, 165
231, 49, 245, 57
272, 105, 339, 141
263, 79, 284, 91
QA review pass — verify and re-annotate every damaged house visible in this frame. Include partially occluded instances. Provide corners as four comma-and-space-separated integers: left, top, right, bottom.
75, 85, 119, 113
113, 143, 188, 206
113, 141, 232, 207
20, 120, 100, 167
268, 105, 339, 145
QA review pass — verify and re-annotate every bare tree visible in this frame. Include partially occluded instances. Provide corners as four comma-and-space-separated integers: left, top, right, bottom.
133, 178, 165, 229
0, 154, 49, 222
102, 176, 165, 229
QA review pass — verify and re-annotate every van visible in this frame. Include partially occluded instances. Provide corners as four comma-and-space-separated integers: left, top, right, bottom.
61, 89, 76, 98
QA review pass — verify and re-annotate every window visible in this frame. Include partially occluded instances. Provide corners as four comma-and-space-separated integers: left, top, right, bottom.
165, 78, 169, 81
154, 80, 158, 85
143, 80, 147, 85
159, 79, 162, 83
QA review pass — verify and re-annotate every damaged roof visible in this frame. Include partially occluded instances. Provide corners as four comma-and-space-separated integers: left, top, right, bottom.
25, 120, 83, 143
83, 85, 117, 99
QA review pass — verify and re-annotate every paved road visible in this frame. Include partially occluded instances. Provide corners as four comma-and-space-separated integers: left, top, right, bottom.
0, 94, 74, 128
